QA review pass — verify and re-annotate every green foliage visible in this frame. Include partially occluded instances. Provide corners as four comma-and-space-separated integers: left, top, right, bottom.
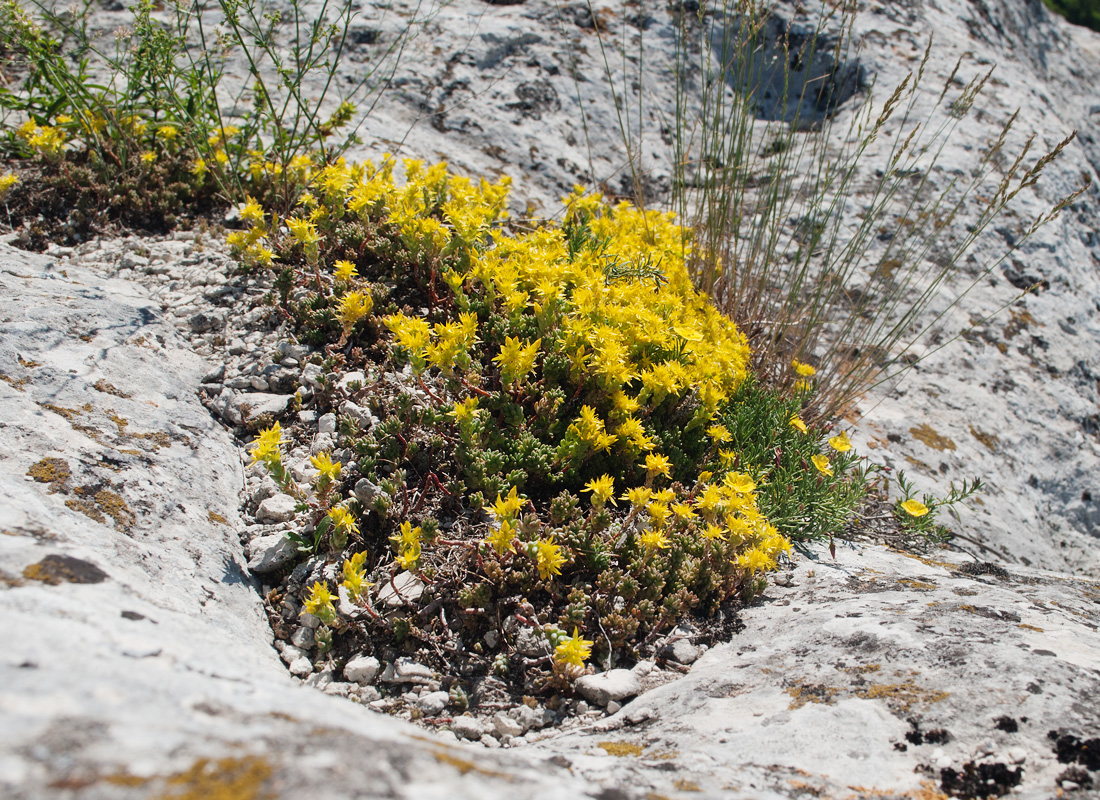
249, 159, 876, 687
1043, 0, 1100, 31
0, 0, 417, 240
892, 471, 984, 543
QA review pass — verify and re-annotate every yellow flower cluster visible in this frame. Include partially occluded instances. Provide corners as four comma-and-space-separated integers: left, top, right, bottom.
16, 121, 65, 158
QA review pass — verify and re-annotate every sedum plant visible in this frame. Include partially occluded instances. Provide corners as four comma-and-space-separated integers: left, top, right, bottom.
242, 157, 873, 687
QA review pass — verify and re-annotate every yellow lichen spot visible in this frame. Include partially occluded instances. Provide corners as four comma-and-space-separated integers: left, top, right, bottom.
909, 423, 956, 452
598, 741, 645, 757
156, 755, 274, 800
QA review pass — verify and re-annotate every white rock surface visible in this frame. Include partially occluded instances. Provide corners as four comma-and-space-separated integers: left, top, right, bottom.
574, 670, 643, 707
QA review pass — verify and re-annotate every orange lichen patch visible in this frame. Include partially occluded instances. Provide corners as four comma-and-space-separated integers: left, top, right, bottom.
104, 773, 149, 787
23, 554, 108, 584
969, 426, 999, 452
1019, 623, 1044, 632
94, 379, 132, 398
854, 679, 949, 713
156, 756, 274, 800
430, 748, 509, 779
841, 664, 882, 675
673, 779, 702, 792
65, 485, 135, 531
0, 372, 30, 391
17, 355, 41, 368
39, 402, 81, 420
208, 511, 230, 525
898, 579, 938, 591
27, 457, 72, 493
909, 424, 956, 452
598, 741, 645, 757
649, 750, 679, 760
1003, 308, 1037, 340
786, 683, 841, 709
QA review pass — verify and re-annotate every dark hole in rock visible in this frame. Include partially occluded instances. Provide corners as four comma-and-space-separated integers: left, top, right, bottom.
995, 716, 1019, 733
710, 12, 866, 127
1049, 732, 1100, 770
906, 719, 952, 746
957, 562, 1010, 579
22, 554, 109, 585
940, 761, 1023, 799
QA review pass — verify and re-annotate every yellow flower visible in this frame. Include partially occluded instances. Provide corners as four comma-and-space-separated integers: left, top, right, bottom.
191, 157, 208, 179
828, 431, 852, 452
311, 452, 341, 482
702, 523, 726, 541
493, 336, 541, 386
329, 506, 359, 538
337, 291, 372, 330
707, 424, 732, 443
303, 581, 336, 624
735, 548, 775, 575
900, 499, 929, 517
671, 502, 696, 521
333, 259, 358, 282
722, 472, 756, 495
341, 552, 371, 602
240, 197, 265, 225
485, 518, 516, 556
792, 359, 816, 377
534, 538, 566, 580
811, 454, 833, 476
583, 474, 616, 508
156, 124, 178, 141
789, 415, 808, 434
287, 216, 320, 246
140, 151, 157, 164
492, 486, 525, 521
0, 173, 19, 199
553, 627, 593, 669
638, 529, 670, 551
450, 397, 479, 423
392, 521, 423, 570
623, 486, 653, 508
644, 453, 672, 480
249, 422, 284, 465
646, 501, 671, 527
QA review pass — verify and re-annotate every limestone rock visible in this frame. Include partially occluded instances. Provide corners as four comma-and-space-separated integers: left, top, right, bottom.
256, 493, 297, 523
574, 669, 642, 707
247, 533, 298, 575
344, 655, 381, 685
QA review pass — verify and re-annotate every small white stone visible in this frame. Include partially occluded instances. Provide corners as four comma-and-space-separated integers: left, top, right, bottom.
606, 701, 622, 715
344, 655, 381, 685
493, 713, 524, 738
256, 493, 297, 524
317, 413, 337, 434
416, 691, 450, 716
299, 611, 321, 630
377, 572, 425, 608
1006, 747, 1027, 765
574, 669, 642, 707
247, 534, 297, 575
290, 626, 315, 650
288, 657, 313, 678
451, 716, 484, 740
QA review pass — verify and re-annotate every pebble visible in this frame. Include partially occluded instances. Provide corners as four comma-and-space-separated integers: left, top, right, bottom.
606, 701, 622, 715
451, 716, 485, 740
574, 669, 642, 707
416, 691, 450, 716
317, 413, 337, 434
256, 493, 298, 523
290, 626, 315, 650
344, 655, 381, 685
377, 571, 425, 608
305, 669, 334, 690
288, 657, 313, 678
247, 533, 298, 575
493, 713, 524, 738
659, 638, 701, 665
381, 657, 435, 685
